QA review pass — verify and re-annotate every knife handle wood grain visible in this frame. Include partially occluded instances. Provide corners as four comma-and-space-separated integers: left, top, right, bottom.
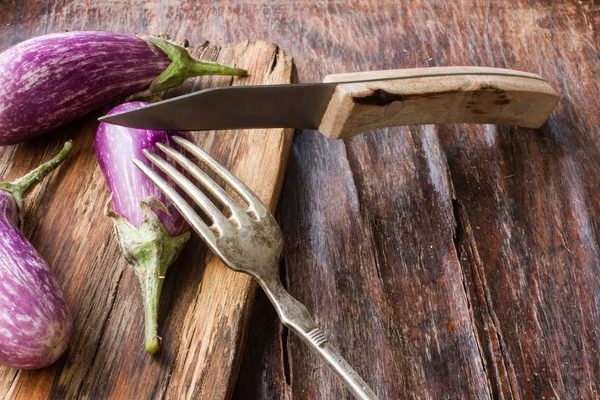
318, 66, 559, 139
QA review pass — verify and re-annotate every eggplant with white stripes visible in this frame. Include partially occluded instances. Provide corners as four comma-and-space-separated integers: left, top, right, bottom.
0, 141, 73, 369
0, 31, 246, 145
96, 102, 191, 354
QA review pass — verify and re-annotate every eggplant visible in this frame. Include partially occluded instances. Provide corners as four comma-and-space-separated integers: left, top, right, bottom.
0, 31, 246, 145
0, 141, 73, 369
96, 102, 191, 354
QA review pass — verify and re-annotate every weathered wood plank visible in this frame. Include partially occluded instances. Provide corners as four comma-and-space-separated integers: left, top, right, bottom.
433, 2, 600, 398
1, 0, 600, 399
239, 1, 600, 399
438, 9, 600, 393
232, 289, 288, 400
270, 127, 492, 399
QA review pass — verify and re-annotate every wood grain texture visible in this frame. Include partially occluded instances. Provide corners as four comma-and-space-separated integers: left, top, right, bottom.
0, 36, 296, 399
319, 68, 559, 139
1, 1, 599, 399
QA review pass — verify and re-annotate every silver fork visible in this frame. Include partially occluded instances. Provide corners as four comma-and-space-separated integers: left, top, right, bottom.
132, 136, 380, 400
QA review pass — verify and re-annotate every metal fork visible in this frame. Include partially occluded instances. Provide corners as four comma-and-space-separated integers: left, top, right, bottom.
132, 136, 380, 400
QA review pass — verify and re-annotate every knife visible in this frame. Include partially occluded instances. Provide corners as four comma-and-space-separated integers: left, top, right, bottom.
99, 66, 559, 139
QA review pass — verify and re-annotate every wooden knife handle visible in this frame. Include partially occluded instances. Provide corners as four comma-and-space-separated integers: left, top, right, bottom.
318, 66, 559, 139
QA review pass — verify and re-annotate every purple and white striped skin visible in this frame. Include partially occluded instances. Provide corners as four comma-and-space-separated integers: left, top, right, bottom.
96, 102, 190, 236
0, 192, 71, 369
96, 102, 191, 354
0, 32, 168, 145
0, 143, 73, 370
0, 31, 247, 146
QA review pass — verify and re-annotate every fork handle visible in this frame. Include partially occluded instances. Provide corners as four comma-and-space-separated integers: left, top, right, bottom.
259, 276, 381, 400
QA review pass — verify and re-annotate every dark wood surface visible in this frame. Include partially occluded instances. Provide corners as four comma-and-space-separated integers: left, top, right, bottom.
1, 1, 599, 399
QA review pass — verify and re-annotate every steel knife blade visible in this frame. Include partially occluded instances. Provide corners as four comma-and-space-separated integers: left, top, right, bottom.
98, 66, 559, 140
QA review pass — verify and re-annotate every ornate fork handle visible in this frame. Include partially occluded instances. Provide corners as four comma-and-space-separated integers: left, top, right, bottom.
259, 275, 381, 400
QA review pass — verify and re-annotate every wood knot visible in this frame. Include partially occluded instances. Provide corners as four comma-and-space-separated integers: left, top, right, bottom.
353, 89, 404, 106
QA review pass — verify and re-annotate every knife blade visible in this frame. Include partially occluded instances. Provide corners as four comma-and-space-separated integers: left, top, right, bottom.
99, 66, 559, 139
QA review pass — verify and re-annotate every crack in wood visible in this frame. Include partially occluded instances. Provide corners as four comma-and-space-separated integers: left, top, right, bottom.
342, 139, 365, 217
450, 194, 520, 400
352, 89, 404, 106
278, 257, 292, 388
159, 263, 208, 399
451, 198, 495, 399
269, 45, 280, 75
1, 369, 21, 399
74, 267, 126, 399
280, 326, 292, 387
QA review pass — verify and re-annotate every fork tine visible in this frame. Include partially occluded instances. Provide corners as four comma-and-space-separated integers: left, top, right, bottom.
141, 150, 230, 233
132, 158, 217, 245
172, 136, 268, 217
155, 143, 251, 226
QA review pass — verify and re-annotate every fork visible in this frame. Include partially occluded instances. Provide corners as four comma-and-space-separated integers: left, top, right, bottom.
132, 136, 380, 400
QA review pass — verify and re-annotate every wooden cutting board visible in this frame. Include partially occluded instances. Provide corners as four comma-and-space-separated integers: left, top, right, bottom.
0, 40, 296, 399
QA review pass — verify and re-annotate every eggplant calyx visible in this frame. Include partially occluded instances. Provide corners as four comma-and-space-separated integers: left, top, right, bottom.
138, 34, 248, 95
105, 197, 190, 355
0, 140, 73, 224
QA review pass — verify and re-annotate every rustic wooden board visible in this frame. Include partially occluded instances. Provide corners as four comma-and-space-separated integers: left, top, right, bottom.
2, 1, 600, 399
0, 38, 295, 399
234, 1, 600, 399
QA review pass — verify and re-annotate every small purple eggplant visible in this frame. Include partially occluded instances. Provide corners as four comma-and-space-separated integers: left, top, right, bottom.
0, 141, 73, 369
0, 31, 246, 145
96, 102, 191, 354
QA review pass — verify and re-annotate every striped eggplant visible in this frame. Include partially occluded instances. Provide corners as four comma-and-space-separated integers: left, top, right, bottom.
0, 31, 246, 145
96, 102, 191, 354
0, 141, 73, 369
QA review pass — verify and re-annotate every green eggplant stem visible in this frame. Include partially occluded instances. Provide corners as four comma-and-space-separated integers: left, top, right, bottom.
139, 35, 248, 95
106, 197, 190, 354
0, 140, 73, 212
138, 247, 166, 355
